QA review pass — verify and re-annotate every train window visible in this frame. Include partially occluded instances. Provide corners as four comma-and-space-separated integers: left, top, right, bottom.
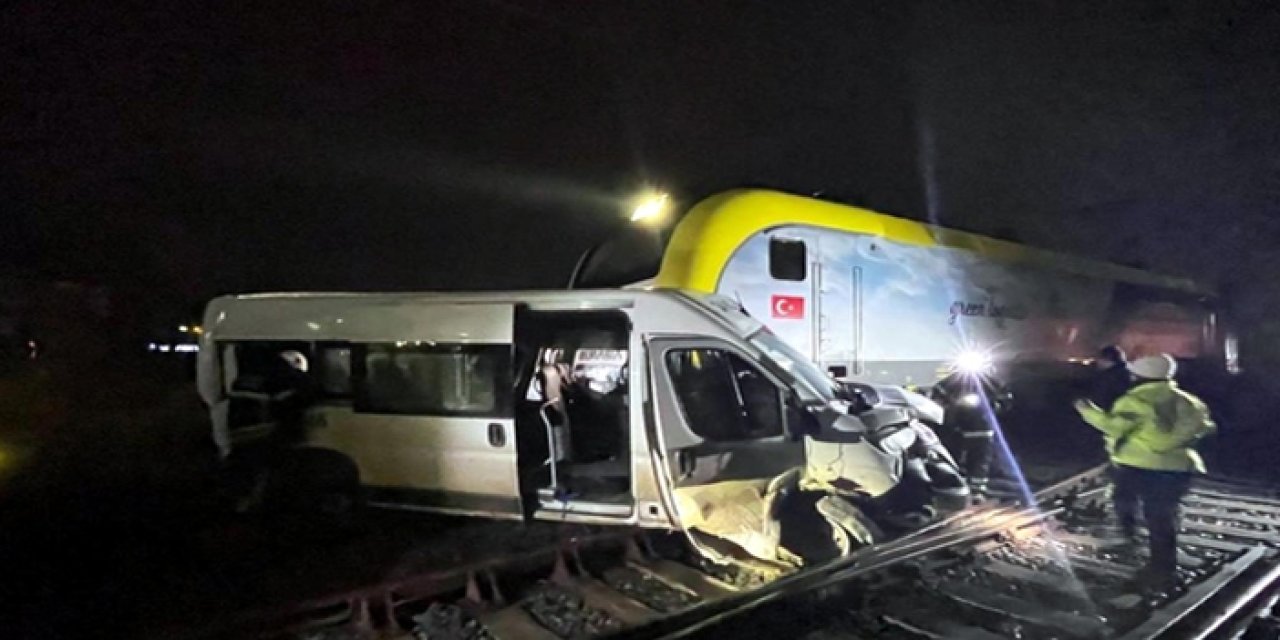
354, 343, 510, 417
769, 237, 807, 281
665, 348, 783, 441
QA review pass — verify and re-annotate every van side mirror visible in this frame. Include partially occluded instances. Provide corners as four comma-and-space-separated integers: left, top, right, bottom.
838, 382, 876, 414
784, 392, 820, 440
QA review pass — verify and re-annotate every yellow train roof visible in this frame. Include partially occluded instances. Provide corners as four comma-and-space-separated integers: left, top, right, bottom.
653, 189, 1209, 296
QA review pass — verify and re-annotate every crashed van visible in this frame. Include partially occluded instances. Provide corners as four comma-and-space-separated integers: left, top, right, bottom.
197, 288, 965, 566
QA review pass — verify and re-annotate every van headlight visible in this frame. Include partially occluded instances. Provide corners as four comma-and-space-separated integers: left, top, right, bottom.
957, 393, 983, 408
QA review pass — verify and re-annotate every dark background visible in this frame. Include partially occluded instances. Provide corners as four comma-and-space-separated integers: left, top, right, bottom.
6, 2, 1280, 342
4, 3, 1280, 636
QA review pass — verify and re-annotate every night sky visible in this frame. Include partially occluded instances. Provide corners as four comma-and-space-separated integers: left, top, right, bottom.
5, 2, 1280, 319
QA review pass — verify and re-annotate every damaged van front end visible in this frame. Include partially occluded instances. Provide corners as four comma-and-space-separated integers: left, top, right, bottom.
654, 295, 969, 576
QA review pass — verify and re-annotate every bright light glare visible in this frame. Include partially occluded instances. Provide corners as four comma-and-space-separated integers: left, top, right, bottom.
954, 350, 994, 374
630, 192, 670, 224
958, 393, 982, 407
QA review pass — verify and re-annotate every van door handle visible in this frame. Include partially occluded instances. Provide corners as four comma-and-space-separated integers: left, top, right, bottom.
487, 423, 506, 448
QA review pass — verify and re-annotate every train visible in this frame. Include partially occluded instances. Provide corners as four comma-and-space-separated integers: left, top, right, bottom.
579, 188, 1235, 388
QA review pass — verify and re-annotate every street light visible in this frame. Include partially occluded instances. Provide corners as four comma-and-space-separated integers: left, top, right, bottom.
568, 189, 674, 288
630, 191, 671, 225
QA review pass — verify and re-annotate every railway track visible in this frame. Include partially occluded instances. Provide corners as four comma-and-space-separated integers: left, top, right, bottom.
671, 469, 1280, 640
186, 466, 1280, 640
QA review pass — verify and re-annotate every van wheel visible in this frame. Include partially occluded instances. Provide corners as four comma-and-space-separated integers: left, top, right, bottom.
308, 481, 365, 533
272, 448, 365, 535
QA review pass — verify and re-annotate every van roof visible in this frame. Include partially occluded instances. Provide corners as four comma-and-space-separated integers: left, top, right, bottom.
224, 288, 660, 305
200, 288, 751, 344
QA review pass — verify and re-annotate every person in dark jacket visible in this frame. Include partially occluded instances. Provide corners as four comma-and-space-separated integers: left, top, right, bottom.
267, 350, 318, 444
1091, 345, 1131, 411
230, 350, 318, 512
930, 369, 1011, 497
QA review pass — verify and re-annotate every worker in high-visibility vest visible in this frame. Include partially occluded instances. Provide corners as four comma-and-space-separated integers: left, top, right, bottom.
1074, 354, 1216, 590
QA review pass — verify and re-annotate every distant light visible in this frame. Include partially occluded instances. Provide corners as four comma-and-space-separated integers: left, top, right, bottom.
630, 191, 671, 224
178, 325, 190, 333
191, 326, 204, 335
1225, 334, 1241, 375
158, 345, 172, 353
147, 343, 158, 351
174, 344, 199, 353
957, 393, 982, 407
306, 322, 321, 331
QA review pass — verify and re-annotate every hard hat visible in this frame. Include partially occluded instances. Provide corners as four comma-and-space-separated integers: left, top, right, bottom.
279, 350, 309, 373
1129, 354, 1176, 380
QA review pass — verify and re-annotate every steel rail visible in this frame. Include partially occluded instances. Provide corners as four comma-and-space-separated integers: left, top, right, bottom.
612, 506, 1059, 639
166, 463, 1279, 640
612, 464, 1280, 640
1178, 553, 1280, 640
167, 528, 639, 639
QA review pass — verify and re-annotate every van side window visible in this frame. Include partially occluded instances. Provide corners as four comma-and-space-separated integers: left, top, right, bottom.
221, 340, 316, 431
354, 343, 510, 417
315, 344, 352, 398
225, 340, 312, 396
664, 348, 783, 441
769, 237, 807, 281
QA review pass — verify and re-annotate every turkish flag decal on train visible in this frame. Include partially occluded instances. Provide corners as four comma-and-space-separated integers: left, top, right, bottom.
771, 295, 806, 319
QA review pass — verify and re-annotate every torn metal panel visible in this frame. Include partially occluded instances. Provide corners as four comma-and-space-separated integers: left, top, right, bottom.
672, 478, 785, 565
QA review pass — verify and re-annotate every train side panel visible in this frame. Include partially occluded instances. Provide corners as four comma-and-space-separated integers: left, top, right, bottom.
716, 225, 1217, 387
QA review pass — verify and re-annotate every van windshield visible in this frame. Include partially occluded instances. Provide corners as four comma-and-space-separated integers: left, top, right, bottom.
748, 330, 838, 404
